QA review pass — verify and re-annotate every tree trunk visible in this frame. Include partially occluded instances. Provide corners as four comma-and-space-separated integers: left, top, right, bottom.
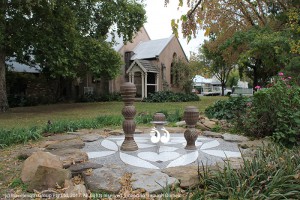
0, 52, 9, 112
253, 59, 261, 90
221, 82, 225, 96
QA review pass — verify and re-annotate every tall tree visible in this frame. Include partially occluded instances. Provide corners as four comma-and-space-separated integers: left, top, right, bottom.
201, 43, 234, 96
0, 0, 146, 112
167, 0, 299, 87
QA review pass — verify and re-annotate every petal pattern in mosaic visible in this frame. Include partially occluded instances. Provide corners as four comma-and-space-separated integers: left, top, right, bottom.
167, 151, 199, 168
137, 143, 156, 149
158, 146, 178, 152
200, 140, 220, 150
84, 134, 242, 170
137, 151, 181, 162
101, 139, 119, 151
120, 152, 159, 169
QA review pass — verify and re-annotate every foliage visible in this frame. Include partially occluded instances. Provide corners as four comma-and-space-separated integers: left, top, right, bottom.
226, 69, 240, 88
0, 127, 41, 148
167, 0, 297, 90
201, 44, 234, 95
171, 58, 196, 93
0, 0, 146, 111
157, 109, 182, 123
192, 144, 300, 199
287, 7, 300, 55
143, 91, 200, 103
79, 92, 122, 103
237, 74, 300, 145
9, 178, 27, 191
225, 27, 291, 87
43, 116, 124, 133
135, 109, 182, 124
284, 56, 300, 85
205, 96, 251, 120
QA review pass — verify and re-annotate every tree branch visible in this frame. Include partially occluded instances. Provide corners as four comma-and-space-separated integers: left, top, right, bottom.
187, 0, 202, 18
245, 0, 266, 26
238, 1, 255, 26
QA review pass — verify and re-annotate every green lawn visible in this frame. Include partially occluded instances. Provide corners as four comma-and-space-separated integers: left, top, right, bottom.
0, 96, 226, 129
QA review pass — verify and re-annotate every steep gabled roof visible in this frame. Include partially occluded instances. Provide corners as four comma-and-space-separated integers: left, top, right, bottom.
126, 59, 158, 74
130, 35, 174, 60
106, 26, 151, 52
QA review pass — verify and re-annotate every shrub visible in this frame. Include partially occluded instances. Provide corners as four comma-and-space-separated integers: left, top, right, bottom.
143, 91, 199, 102
238, 74, 300, 145
79, 92, 122, 102
204, 96, 251, 120
192, 144, 300, 199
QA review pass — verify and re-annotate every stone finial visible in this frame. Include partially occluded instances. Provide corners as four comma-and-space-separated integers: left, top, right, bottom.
120, 82, 136, 106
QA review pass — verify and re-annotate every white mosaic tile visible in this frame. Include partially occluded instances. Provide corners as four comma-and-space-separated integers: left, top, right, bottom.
167, 151, 199, 168
200, 140, 220, 150
182, 141, 203, 147
116, 140, 123, 146
134, 138, 149, 143
201, 150, 241, 158
137, 151, 181, 162
158, 146, 178, 152
88, 151, 116, 159
120, 152, 159, 169
101, 140, 118, 151
137, 143, 156, 149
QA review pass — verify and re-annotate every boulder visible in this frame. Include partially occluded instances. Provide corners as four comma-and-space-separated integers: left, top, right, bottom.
21, 151, 63, 183
203, 131, 223, 138
84, 166, 125, 193
44, 134, 79, 141
63, 180, 88, 200
45, 138, 85, 150
46, 148, 88, 168
130, 169, 178, 194
80, 134, 102, 142
27, 166, 71, 192
108, 129, 124, 136
196, 122, 210, 131
18, 147, 45, 159
222, 133, 249, 142
68, 162, 103, 174
175, 121, 186, 127
162, 166, 199, 189
201, 120, 216, 129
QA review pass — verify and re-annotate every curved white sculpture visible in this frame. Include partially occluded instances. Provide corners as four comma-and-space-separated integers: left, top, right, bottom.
150, 127, 170, 144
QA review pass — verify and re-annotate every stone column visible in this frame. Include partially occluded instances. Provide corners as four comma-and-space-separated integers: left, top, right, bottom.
141, 72, 145, 98
145, 72, 148, 98
184, 106, 199, 150
120, 82, 138, 151
156, 73, 159, 91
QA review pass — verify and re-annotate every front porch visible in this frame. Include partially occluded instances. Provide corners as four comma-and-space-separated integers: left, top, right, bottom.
126, 59, 159, 98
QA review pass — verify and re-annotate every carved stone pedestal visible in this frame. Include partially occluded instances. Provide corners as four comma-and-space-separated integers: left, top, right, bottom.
184, 106, 199, 150
120, 82, 138, 151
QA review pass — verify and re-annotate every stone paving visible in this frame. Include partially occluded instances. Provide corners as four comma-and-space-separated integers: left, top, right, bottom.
83, 133, 242, 170
19, 128, 255, 196
78, 130, 247, 193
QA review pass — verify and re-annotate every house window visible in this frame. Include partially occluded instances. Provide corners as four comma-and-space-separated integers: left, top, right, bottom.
124, 51, 133, 71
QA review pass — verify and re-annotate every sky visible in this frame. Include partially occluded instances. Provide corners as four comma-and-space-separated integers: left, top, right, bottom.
144, 0, 206, 58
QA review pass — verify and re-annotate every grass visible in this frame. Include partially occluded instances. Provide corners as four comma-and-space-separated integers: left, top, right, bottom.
192, 144, 300, 199
0, 96, 226, 129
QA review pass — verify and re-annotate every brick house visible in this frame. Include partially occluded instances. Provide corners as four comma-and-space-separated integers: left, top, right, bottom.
7, 27, 188, 102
